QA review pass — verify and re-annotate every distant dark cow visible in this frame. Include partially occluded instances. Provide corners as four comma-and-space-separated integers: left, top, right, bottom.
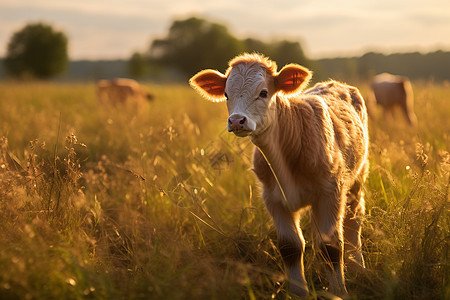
190, 53, 369, 297
371, 73, 417, 126
96, 78, 153, 108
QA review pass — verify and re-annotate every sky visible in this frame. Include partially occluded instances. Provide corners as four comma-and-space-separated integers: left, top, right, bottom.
1, 0, 450, 60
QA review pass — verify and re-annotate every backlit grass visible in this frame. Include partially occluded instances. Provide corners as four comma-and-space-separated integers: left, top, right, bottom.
0, 81, 448, 299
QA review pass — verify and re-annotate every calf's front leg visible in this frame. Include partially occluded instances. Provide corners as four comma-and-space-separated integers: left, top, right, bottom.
264, 195, 308, 297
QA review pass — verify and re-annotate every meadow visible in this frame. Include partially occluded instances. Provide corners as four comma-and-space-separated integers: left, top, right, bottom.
0, 80, 448, 299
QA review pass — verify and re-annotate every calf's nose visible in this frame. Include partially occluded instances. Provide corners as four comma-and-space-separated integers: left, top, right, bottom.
228, 115, 247, 132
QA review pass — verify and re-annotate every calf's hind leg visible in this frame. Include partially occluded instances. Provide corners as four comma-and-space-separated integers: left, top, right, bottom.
312, 193, 348, 296
344, 179, 366, 269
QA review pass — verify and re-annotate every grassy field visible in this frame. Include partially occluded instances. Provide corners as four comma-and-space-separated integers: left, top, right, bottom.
0, 80, 448, 299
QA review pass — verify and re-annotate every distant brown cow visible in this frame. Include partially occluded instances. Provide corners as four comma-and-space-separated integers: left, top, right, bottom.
370, 73, 417, 126
190, 53, 369, 297
96, 78, 153, 108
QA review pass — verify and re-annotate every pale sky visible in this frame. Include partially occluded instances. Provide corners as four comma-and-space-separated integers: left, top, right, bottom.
1, 0, 449, 60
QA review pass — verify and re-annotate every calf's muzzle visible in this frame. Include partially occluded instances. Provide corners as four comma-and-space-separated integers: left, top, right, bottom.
228, 115, 248, 132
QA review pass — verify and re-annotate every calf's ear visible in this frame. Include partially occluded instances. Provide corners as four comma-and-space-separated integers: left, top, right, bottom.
274, 64, 312, 95
189, 69, 227, 102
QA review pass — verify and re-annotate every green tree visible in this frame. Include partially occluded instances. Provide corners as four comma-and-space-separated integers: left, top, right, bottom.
150, 17, 244, 77
270, 40, 311, 69
128, 52, 148, 78
4, 22, 68, 79
243, 38, 272, 56
243, 38, 312, 70
358, 52, 383, 80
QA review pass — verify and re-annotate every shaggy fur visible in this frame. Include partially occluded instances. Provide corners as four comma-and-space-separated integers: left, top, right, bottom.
190, 53, 369, 297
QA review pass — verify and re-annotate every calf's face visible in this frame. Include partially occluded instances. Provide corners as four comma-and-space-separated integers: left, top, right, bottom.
225, 63, 275, 136
189, 55, 311, 137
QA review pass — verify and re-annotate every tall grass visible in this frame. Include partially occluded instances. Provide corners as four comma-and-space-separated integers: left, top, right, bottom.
0, 81, 448, 299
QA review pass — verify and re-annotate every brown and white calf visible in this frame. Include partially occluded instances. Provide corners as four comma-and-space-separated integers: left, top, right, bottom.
370, 73, 417, 126
190, 53, 369, 297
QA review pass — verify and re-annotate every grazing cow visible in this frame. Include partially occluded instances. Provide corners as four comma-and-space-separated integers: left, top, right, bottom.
96, 78, 153, 108
371, 73, 417, 126
190, 53, 369, 297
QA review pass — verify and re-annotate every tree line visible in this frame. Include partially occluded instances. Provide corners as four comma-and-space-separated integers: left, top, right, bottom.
0, 18, 309, 81
1, 18, 449, 82
314, 51, 450, 83
133, 17, 311, 79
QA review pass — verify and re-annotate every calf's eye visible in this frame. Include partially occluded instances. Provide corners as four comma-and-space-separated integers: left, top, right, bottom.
259, 90, 268, 98
224, 92, 228, 100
